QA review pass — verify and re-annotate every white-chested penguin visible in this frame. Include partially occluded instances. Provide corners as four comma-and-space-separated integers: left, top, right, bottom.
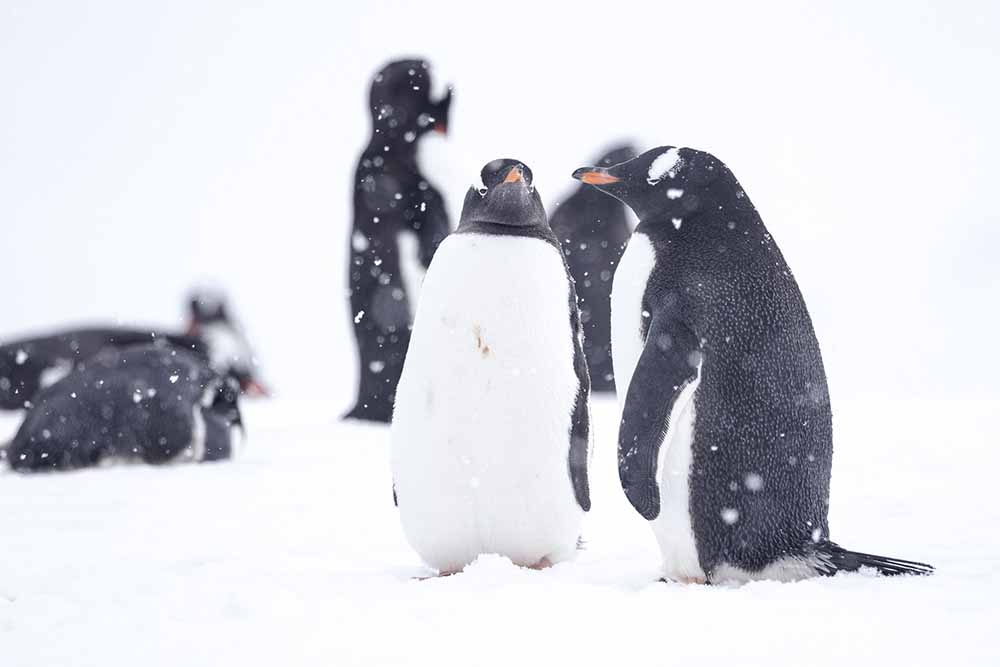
573, 147, 933, 584
391, 159, 591, 575
346, 59, 453, 423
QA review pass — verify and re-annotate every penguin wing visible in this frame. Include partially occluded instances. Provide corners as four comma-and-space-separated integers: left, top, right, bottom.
618, 314, 701, 520
566, 265, 592, 512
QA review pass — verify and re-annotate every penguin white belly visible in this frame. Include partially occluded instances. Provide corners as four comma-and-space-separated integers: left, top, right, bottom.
611, 231, 704, 582
610, 232, 656, 407
396, 229, 425, 320
391, 233, 583, 573
651, 368, 705, 582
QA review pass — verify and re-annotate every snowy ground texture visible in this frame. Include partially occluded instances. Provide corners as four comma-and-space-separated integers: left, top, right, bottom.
2, 396, 998, 666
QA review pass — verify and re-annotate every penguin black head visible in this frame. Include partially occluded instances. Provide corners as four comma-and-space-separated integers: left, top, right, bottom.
459, 159, 547, 229
186, 290, 270, 398
369, 59, 453, 139
573, 146, 743, 222
188, 290, 230, 328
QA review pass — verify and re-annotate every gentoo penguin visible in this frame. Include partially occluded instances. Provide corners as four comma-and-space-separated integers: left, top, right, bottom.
550, 143, 637, 393
0, 292, 266, 411
0, 328, 204, 411
573, 147, 933, 583
186, 290, 269, 396
6, 345, 243, 472
346, 58, 453, 423
391, 160, 591, 574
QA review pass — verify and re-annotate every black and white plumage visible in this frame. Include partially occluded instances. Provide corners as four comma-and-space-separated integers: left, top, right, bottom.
0, 329, 204, 411
391, 160, 591, 574
550, 143, 636, 392
574, 147, 932, 583
0, 292, 266, 411
346, 59, 453, 423
5, 345, 243, 472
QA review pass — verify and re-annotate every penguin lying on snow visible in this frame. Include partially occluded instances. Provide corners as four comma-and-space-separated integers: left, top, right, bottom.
392, 159, 591, 575
574, 147, 933, 583
346, 58, 453, 423
549, 142, 637, 393
0, 291, 266, 411
5, 345, 243, 472
0, 329, 204, 411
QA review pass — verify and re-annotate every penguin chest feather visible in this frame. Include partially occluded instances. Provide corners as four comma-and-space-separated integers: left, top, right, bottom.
611, 231, 704, 582
391, 233, 584, 573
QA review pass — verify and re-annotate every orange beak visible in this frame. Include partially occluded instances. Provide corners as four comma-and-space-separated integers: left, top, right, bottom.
575, 170, 621, 185
503, 165, 524, 184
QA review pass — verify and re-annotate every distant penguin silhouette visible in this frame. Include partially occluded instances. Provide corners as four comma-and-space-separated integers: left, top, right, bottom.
391, 160, 591, 574
574, 147, 932, 583
6, 345, 243, 472
550, 143, 636, 392
346, 58, 453, 423
0, 291, 266, 411
185, 290, 269, 397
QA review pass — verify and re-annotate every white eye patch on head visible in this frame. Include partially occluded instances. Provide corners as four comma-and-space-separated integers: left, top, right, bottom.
647, 148, 683, 185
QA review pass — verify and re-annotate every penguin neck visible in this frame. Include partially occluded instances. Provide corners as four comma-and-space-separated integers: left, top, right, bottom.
366, 125, 423, 163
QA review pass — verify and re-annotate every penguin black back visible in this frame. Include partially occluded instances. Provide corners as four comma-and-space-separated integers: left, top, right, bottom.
574, 147, 932, 581
0, 329, 205, 411
346, 58, 453, 423
550, 143, 636, 392
6, 345, 243, 471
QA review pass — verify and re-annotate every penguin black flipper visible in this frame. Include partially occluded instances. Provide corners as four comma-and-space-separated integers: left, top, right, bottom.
618, 314, 701, 520
567, 271, 592, 512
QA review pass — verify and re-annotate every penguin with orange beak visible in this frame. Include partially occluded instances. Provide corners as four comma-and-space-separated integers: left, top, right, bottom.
573, 146, 932, 583
346, 59, 454, 423
391, 160, 591, 575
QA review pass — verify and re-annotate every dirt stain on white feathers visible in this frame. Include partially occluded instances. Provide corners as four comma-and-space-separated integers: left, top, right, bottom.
472, 324, 492, 358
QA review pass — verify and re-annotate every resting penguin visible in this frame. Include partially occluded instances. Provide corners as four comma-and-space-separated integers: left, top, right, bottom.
573, 147, 933, 583
0, 328, 204, 411
0, 292, 266, 411
391, 159, 591, 574
550, 142, 637, 393
346, 58, 453, 423
5, 345, 243, 472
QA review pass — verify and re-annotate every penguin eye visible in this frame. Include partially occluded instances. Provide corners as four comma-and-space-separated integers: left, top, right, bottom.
478, 187, 488, 197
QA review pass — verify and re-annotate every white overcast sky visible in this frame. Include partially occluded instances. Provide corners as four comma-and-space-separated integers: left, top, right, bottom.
1, 0, 997, 405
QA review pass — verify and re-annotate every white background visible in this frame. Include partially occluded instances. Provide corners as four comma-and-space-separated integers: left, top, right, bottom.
2, 1, 997, 407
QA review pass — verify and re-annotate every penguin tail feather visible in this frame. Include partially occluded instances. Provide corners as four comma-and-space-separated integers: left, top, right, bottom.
814, 541, 934, 577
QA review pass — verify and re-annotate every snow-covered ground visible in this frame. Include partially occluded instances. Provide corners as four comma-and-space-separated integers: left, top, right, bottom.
2, 395, 997, 666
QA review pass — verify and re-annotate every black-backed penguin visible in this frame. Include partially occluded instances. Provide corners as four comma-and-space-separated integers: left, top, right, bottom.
573, 147, 933, 583
550, 143, 637, 393
346, 58, 453, 423
6, 345, 243, 472
186, 290, 269, 397
0, 329, 204, 411
0, 292, 266, 411
391, 160, 591, 574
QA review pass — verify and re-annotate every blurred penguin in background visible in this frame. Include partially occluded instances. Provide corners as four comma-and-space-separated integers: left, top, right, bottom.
5, 345, 243, 472
185, 289, 269, 397
0, 290, 267, 411
550, 143, 637, 393
345, 58, 453, 423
